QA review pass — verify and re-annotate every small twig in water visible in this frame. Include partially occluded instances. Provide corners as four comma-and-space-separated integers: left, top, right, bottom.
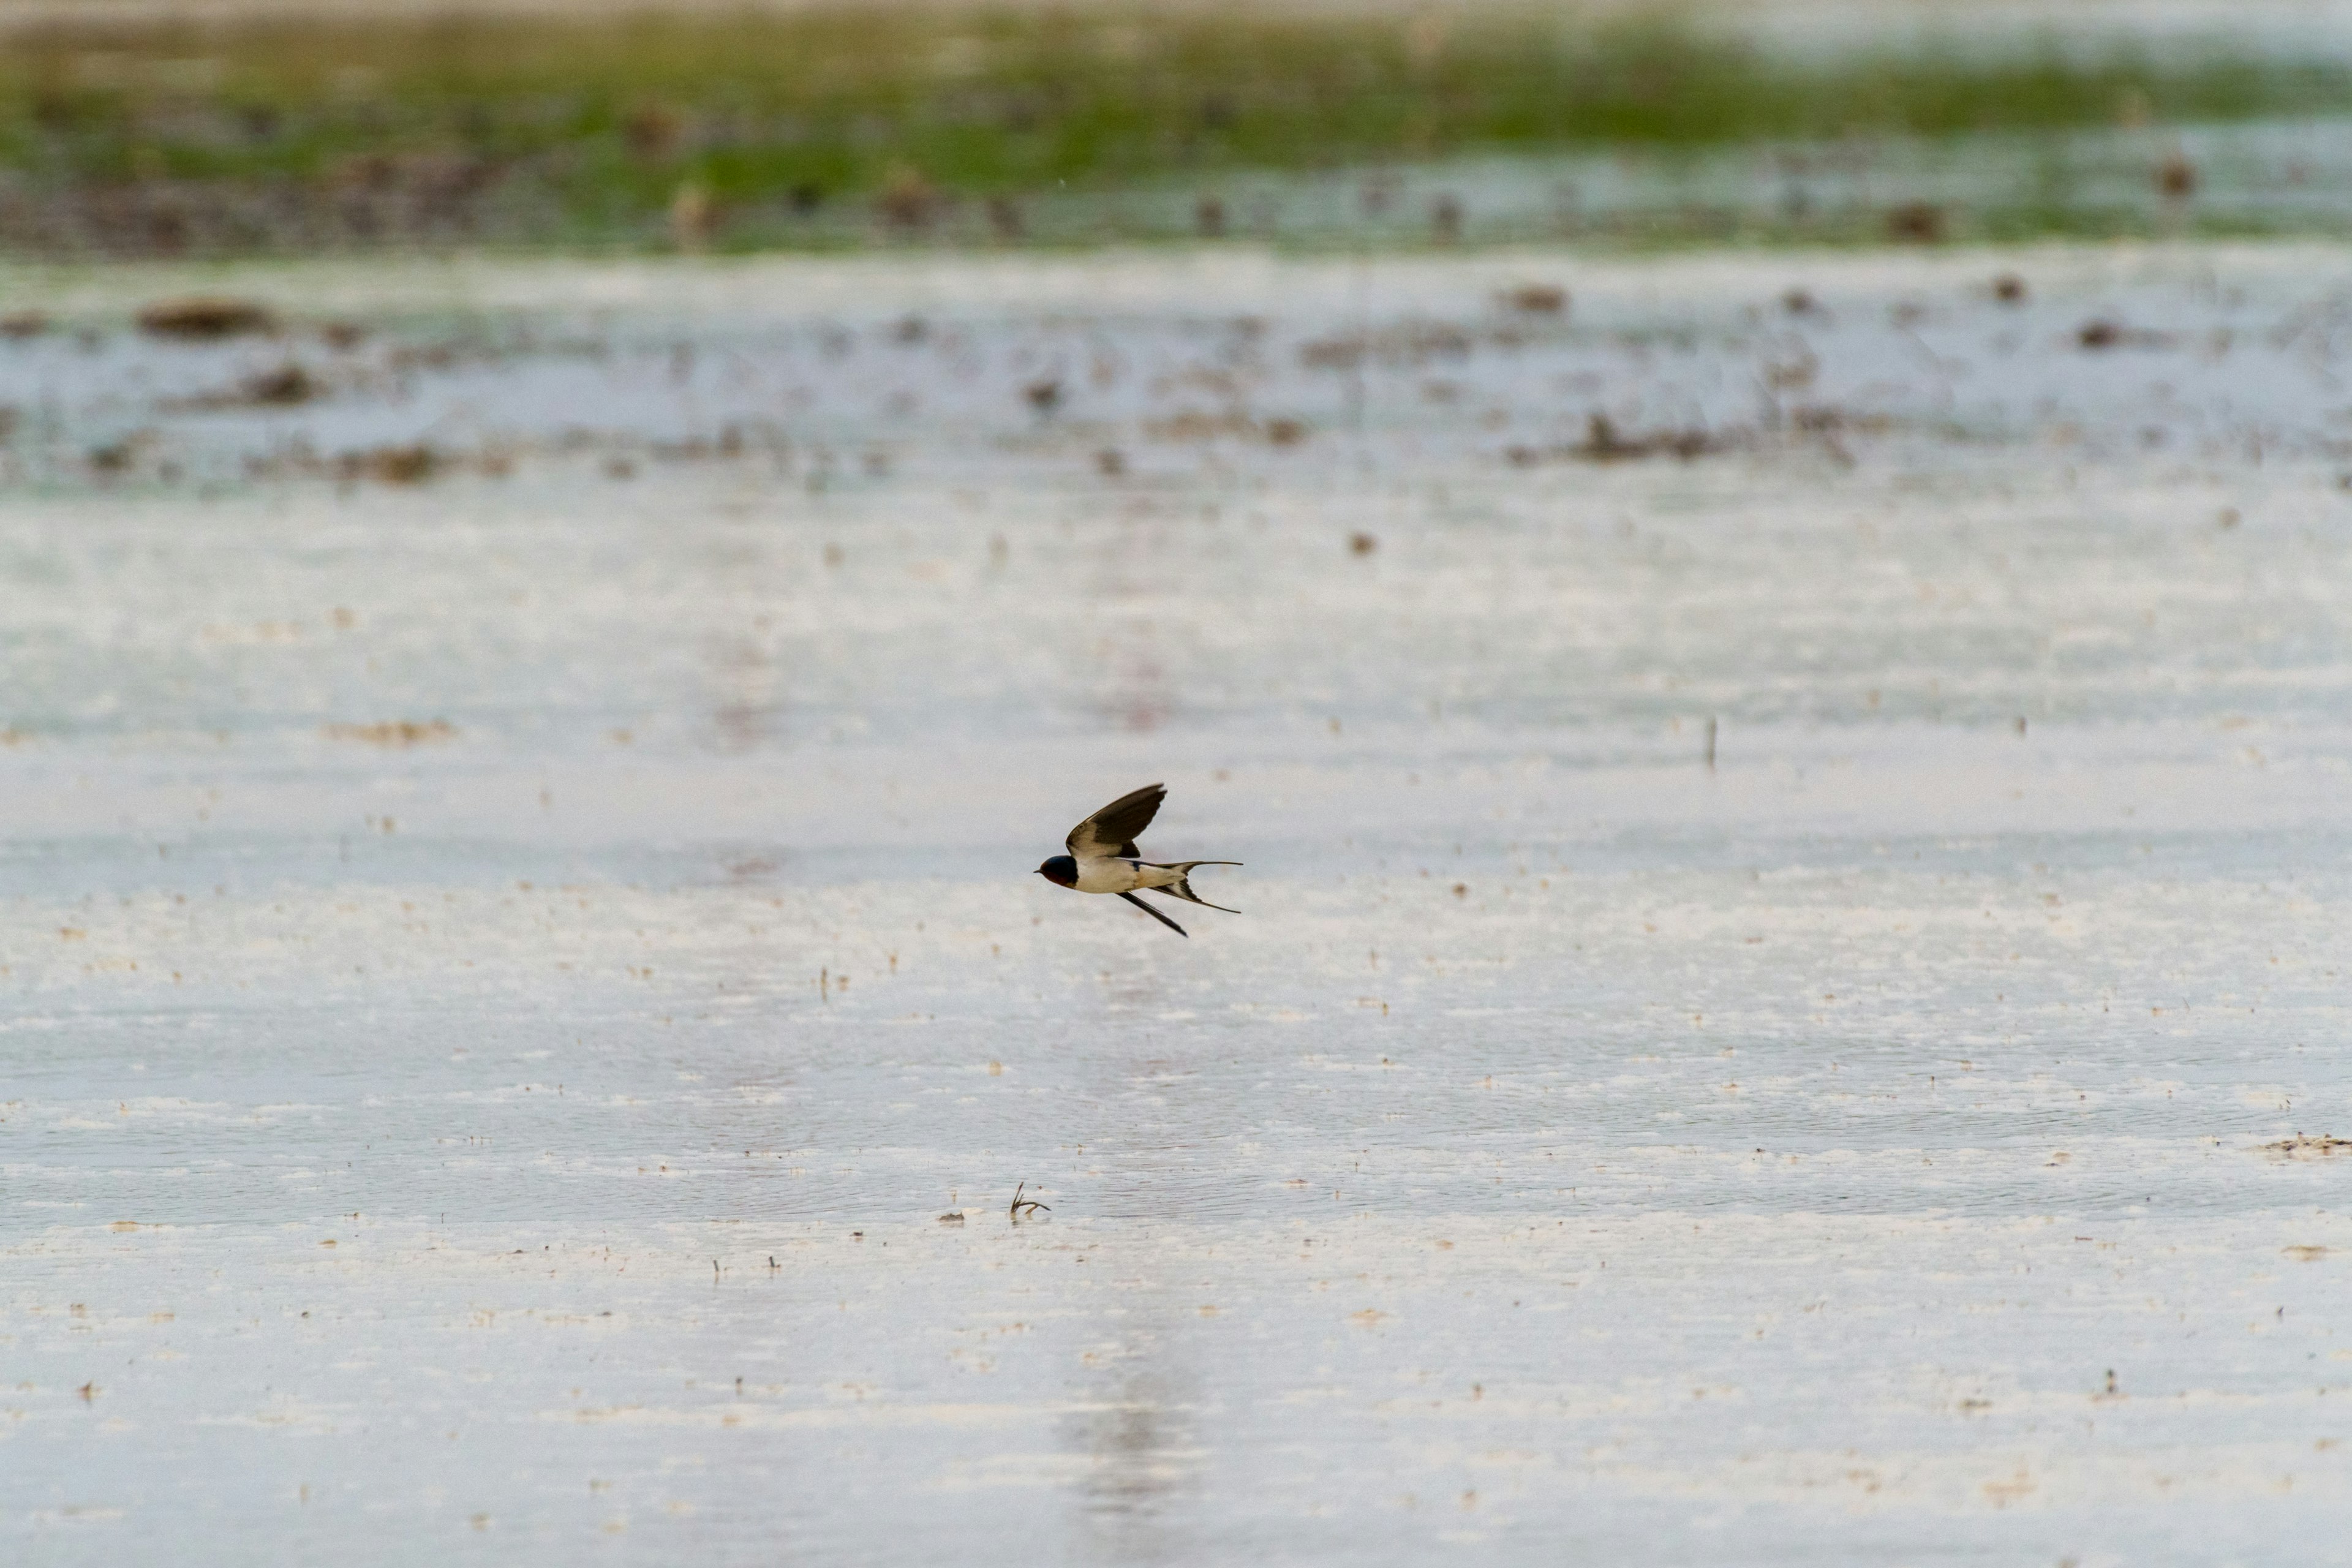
1009, 1182, 1050, 1222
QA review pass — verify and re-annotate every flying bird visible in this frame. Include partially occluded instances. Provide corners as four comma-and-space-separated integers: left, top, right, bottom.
1035, 783, 1240, 937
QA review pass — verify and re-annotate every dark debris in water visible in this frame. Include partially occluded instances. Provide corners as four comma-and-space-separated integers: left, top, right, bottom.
2264, 1134, 2352, 1159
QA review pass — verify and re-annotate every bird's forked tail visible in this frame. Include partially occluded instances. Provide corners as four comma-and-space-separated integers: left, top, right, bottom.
1150, 860, 1242, 914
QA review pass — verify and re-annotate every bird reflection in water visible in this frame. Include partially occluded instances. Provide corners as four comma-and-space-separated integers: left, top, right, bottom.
1063, 1369, 1202, 1562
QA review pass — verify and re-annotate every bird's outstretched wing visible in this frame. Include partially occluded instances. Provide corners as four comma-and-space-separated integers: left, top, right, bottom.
1068, 783, 1164, 858
1118, 891, 1187, 937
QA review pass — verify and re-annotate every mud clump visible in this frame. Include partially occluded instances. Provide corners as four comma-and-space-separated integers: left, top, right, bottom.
137, 298, 276, 340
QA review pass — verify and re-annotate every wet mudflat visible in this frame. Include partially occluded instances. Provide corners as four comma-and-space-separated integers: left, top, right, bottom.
2, 244, 2350, 1563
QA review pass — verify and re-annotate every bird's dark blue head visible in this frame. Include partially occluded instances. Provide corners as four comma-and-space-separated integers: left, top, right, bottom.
1036, 854, 1078, 888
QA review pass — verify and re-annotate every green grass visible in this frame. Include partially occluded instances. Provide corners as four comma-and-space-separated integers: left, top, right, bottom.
1, 4, 2347, 254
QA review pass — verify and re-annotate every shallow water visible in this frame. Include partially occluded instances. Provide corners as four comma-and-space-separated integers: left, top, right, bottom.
2, 244, 2349, 1563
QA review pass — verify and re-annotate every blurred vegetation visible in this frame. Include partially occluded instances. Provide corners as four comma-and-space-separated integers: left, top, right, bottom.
0, 4, 2346, 254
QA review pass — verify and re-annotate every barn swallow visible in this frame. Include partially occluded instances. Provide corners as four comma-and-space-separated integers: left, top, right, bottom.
1035, 783, 1240, 937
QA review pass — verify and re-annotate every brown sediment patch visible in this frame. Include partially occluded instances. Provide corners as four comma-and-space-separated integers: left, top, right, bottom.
1504, 413, 1734, 466
1570, 412, 1722, 459
323, 720, 456, 747
137, 298, 275, 339
243, 442, 526, 485
1145, 409, 1252, 442
1144, 410, 1311, 446
1886, 201, 1945, 243
1499, 283, 1566, 315
1300, 322, 1472, 369
239, 364, 319, 405
165, 363, 322, 411
342, 444, 439, 483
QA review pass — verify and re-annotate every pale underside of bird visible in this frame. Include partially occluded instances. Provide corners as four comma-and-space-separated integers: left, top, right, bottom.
1034, 783, 1240, 937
